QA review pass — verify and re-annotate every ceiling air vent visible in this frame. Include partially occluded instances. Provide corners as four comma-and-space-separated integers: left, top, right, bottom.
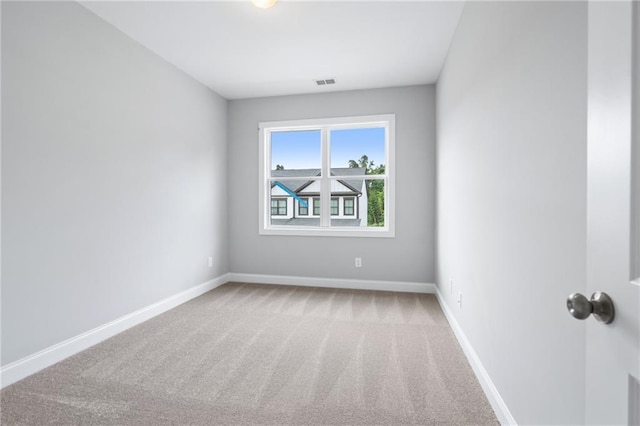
315, 78, 336, 86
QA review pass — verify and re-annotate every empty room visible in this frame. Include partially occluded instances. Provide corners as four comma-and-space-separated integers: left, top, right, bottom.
1, 0, 638, 424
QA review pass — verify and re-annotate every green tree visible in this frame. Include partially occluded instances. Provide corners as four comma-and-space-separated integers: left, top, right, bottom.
348, 155, 385, 226
349, 155, 370, 170
367, 189, 384, 227
275, 164, 284, 170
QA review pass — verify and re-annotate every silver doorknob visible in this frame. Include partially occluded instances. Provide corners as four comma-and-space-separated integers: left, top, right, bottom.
566, 292, 615, 324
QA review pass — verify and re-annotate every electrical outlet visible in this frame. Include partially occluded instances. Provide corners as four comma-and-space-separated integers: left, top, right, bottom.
208, 257, 213, 268
457, 291, 463, 309
355, 257, 362, 268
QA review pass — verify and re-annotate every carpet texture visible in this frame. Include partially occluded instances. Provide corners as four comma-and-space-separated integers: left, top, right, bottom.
1, 283, 498, 425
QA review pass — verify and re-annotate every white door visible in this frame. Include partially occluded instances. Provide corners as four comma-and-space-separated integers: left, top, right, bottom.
582, 1, 640, 424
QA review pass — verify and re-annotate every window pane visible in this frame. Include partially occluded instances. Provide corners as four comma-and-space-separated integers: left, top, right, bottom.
271, 130, 321, 175
270, 198, 287, 216
298, 197, 309, 216
330, 127, 386, 176
313, 197, 320, 216
270, 180, 320, 227
344, 197, 355, 216
365, 179, 385, 227
329, 194, 362, 226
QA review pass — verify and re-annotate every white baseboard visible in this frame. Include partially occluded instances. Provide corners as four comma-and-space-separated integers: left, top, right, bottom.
435, 289, 517, 426
228, 272, 436, 294
0, 273, 231, 389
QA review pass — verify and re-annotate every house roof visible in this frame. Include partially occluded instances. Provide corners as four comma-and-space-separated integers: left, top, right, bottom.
271, 167, 366, 194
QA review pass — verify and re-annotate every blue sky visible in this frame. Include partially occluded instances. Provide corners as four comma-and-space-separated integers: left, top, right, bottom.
271, 127, 385, 170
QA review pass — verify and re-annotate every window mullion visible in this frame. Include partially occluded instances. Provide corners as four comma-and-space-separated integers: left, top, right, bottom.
320, 127, 331, 227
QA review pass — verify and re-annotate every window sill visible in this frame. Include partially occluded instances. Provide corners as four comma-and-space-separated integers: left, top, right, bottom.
259, 226, 395, 238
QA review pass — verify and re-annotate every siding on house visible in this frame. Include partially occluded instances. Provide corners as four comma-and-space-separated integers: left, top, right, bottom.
270, 167, 367, 226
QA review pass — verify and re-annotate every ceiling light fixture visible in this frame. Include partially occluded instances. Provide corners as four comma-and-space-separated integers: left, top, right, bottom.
251, 0, 277, 9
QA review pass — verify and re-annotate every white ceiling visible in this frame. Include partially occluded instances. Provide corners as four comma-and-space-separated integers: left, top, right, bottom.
80, 1, 465, 100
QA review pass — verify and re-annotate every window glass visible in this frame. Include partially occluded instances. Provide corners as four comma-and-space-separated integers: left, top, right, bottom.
344, 197, 355, 216
330, 127, 386, 176
271, 130, 321, 174
270, 198, 287, 216
365, 179, 385, 227
331, 198, 339, 215
298, 197, 309, 216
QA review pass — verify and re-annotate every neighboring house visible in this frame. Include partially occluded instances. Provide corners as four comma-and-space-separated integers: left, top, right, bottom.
270, 167, 367, 226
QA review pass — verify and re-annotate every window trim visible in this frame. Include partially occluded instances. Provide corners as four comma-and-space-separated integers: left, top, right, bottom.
259, 114, 395, 238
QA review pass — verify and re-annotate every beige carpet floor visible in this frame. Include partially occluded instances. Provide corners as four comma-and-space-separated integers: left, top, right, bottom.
1, 283, 498, 425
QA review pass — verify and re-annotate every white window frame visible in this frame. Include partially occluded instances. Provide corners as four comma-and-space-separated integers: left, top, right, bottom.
258, 114, 396, 238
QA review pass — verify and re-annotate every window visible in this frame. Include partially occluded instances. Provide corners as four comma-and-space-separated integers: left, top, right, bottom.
331, 198, 339, 216
344, 197, 355, 216
271, 198, 287, 216
298, 198, 309, 216
259, 114, 395, 237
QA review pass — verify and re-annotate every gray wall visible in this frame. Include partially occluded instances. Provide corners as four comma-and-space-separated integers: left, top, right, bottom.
1, 2, 228, 365
228, 86, 435, 283
436, 2, 587, 424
